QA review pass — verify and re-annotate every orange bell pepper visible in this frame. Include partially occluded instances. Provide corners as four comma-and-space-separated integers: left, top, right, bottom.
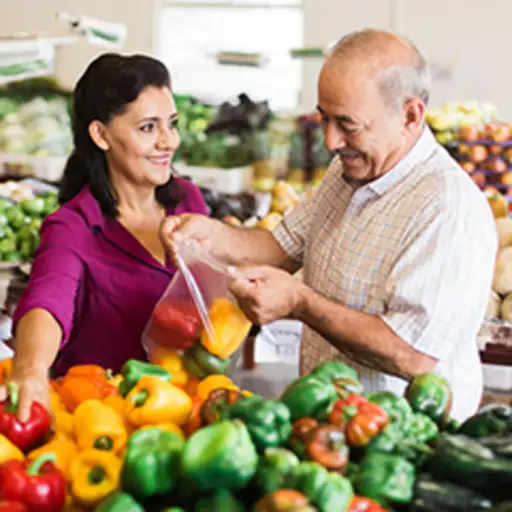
196, 374, 239, 399
150, 347, 189, 387
66, 365, 118, 398
185, 376, 200, 396
200, 297, 252, 358
29, 434, 77, 477
0, 358, 12, 385
58, 377, 103, 413
182, 395, 204, 438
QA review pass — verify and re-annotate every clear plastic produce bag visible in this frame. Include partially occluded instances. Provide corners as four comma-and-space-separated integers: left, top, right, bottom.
143, 240, 252, 363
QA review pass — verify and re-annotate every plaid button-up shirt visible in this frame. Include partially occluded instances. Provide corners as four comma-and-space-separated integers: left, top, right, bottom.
273, 128, 497, 421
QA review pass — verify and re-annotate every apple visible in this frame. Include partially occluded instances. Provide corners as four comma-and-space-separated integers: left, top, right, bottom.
493, 124, 512, 143
469, 145, 488, 163
488, 158, 508, 173
503, 148, 512, 163
484, 185, 499, 195
471, 172, 486, 187
459, 125, 481, 142
502, 172, 512, 186
460, 161, 476, 173
490, 145, 503, 156
483, 122, 499, 138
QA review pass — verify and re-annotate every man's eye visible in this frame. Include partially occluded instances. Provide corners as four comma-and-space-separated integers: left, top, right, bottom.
170, 119, 179, 130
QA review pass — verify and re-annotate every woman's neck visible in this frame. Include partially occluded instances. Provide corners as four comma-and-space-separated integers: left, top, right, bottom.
111, 177, 163, 221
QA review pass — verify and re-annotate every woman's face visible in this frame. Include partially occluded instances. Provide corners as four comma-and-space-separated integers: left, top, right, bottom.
91, 86, 180, 188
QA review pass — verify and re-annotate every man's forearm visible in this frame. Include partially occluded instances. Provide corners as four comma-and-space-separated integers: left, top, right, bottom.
218, 225, 300, 273
295, 286, 436, 380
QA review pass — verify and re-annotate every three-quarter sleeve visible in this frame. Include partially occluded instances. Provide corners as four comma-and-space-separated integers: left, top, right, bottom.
12, 213, 84, 347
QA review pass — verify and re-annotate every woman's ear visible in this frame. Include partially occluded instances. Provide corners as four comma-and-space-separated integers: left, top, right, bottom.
88, 120, 110, 151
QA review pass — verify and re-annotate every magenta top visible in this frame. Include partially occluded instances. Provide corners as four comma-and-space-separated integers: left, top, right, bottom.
12, 178, 209, 376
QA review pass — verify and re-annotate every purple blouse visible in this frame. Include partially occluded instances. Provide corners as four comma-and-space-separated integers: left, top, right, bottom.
12, 178, 209, 376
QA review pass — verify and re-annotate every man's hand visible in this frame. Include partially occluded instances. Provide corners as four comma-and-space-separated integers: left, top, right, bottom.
229, 266, 305, 325
160, 214, 226, 263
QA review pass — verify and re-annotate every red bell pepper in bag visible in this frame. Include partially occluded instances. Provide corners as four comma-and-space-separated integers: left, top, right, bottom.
150, 299, 202, 349
0, 502, 27, 512
0, 453, 67, 512
0, 382, 51, 452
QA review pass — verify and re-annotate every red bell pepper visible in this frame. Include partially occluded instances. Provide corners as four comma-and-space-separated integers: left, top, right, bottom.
349, 495, 387, 511
0, 453, 66, 512
0, 502, 27, 512
328, 394, 388, 447
150, 299, 202, 349
0, 382, 51, 452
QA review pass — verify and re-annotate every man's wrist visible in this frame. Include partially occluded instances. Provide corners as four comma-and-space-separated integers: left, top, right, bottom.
291, 281, 311, 321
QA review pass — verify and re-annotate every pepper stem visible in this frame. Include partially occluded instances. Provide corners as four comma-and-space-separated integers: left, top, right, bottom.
105, 369, 114, 380
4, 381, 19, 414
130, 389, 150, 407
88, 465, 106, 484
27, 453, 56, 475
94, 436, 114, 451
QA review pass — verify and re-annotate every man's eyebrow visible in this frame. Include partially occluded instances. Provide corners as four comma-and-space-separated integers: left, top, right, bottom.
316, 107, 356, 124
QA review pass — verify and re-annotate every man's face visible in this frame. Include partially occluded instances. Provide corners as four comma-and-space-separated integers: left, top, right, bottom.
317, 64, 407, 183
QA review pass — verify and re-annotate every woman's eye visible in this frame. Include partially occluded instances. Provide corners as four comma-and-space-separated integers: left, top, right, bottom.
140, 123, 154, 133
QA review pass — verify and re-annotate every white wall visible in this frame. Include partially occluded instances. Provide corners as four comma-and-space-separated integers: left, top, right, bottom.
0, 0, 160, 89
301, 0, 512, 119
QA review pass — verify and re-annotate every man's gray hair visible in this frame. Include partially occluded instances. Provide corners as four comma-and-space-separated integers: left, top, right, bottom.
329, 29, 432, 114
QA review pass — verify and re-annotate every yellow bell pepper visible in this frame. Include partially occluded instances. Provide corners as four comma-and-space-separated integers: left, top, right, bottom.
138, 423, 185, 439
69, 449, 122, 508
150, 347, 189, 387
29, 434, 77, 477
73, 399, 127, 455
200, 297, 252, 358
0, 434, 23, 464
54, 408, 75, 440
196, 374, 239, 399
125, 376, 192, 427
50, 388, 65, 412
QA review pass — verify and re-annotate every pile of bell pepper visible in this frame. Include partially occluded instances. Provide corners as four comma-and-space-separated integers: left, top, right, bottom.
0, 352, 511, 511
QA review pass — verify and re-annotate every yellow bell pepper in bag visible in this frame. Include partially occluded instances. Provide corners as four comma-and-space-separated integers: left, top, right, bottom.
150, 347, 189, 387
0, 433, 23, 464
29, 433, 77, 477
200, 297, 252, 358
73, 399, 127, 454
69, 449, 122, 508
125, 376, 192, 427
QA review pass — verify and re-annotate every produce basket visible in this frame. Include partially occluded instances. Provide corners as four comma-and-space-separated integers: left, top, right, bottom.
479, 318, 512, 365
0, 152, 66, 182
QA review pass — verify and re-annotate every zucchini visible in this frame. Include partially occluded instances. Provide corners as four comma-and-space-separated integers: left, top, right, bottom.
410, 473, 492, 511
479, 436, 512, 459
426, 434, 512, 499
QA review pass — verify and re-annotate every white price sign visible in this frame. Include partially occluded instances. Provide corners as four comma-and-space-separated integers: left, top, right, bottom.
255, 320, 303, 365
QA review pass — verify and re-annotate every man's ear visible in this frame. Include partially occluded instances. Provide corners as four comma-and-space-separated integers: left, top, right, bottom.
88, 120, 110, 151
404, 99, 425, 132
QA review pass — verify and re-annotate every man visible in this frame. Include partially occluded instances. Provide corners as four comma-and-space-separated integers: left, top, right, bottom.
163, 29, 497, 421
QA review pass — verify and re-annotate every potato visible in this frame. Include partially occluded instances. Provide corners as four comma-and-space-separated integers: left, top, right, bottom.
501, 293, 512, 322
486, 290, 501, 319
495, 217, 512, 249
492, 247, 512, 294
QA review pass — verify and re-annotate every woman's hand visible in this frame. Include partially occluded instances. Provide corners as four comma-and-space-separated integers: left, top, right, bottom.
0, 367, 50, 422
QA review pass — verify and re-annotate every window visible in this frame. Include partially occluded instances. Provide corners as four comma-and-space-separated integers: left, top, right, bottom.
157, 0, 304, 111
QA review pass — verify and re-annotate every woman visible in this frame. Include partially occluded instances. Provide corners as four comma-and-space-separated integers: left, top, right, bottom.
0, 53, 209, 420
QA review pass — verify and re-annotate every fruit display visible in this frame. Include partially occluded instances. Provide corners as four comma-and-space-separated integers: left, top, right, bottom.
426, 101, 497, 147
0, 352, 510, 511
455, 121, 512, 197
0, 189, 58, 263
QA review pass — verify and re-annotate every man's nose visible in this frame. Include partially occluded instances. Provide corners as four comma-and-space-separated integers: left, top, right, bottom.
323, 121, 346, 152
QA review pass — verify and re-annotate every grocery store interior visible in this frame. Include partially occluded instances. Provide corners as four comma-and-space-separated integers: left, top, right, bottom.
0, 0, 511, 400
0, 1, 511, 510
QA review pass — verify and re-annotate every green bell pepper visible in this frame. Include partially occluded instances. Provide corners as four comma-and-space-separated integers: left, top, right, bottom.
405, 372, 452, 425
194, 489, 245, 512
94, 492, 144, 512
229, 395, 292, 452
121, 427, 184, 500
182, 419, 258, 491
367, 391, 413, 431
409, 412, 439, 443
183, 343, 232, 378
311, 361, 364, 397
286, 462, 353, 512
118, 359, 171, 397
458, 405, 512, 438
281, 375, 337, 421
353, 452, 416, 506
254, 447, 300, 494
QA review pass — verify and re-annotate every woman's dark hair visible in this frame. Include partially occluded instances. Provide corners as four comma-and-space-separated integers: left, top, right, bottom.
59, 53, 182, 218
